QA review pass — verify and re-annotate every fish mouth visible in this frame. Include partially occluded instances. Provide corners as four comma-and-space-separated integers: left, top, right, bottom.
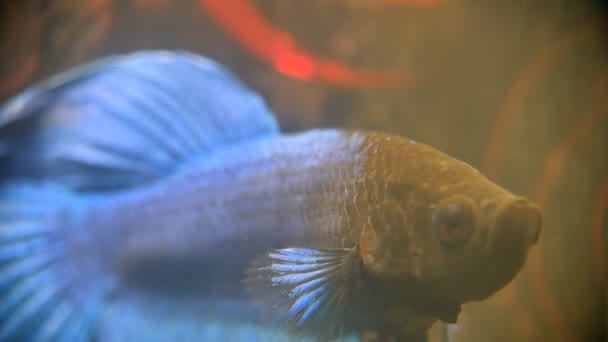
493, 197, 542, 247
475, 197, 542, 298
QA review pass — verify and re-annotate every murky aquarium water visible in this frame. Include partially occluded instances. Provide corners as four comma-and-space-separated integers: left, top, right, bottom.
0, 1, 606, 341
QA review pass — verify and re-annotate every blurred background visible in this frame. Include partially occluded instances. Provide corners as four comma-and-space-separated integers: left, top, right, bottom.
1, 0, 606, 340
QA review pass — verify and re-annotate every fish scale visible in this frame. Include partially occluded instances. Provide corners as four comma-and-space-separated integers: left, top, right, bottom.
93, 131, 370, 273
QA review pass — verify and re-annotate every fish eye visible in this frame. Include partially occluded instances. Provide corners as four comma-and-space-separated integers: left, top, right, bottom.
433, 196, 476, 247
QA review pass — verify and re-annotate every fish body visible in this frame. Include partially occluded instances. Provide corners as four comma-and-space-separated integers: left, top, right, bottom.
0, 51, 541, 341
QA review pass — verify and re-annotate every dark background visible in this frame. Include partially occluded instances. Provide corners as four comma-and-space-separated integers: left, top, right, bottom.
1, 1, 606, 340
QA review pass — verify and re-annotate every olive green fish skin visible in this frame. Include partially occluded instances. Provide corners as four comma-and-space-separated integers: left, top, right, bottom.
355, 132, 540, 306
82, 128, 539, 324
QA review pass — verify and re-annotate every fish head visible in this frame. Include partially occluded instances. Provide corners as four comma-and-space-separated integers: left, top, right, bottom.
359, 138, 542, 308
417, 190, 542, 302
402, 155, 541, 305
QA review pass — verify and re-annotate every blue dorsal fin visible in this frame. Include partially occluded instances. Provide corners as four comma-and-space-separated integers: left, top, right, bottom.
0, 51, 279, 191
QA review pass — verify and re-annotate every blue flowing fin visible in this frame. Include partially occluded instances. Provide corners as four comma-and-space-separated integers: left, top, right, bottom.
245, 247, 363, 340
0, 184, 107, 341
0, 50, 279, 191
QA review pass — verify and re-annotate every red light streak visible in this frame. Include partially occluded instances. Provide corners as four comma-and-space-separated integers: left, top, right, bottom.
528, 99, 605, 342
200, 0, 415, 88
480, 22, 601, 180
274, 52, 315, 81
591, 178, 607, 284
383, 0, 444, 7
480, 21, 605, 341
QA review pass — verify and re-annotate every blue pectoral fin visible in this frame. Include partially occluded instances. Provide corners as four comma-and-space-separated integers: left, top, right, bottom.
245, 247, 362, 340
1, 51, 279, 190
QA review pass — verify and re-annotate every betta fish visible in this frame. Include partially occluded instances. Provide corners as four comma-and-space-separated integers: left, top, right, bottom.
0, 51, 541, 341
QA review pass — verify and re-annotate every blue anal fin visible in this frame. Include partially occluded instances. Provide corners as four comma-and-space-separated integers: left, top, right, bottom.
98, 292, 362, 342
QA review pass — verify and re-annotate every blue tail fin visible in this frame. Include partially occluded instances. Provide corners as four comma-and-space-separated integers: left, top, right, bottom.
0, 184, 105, 341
